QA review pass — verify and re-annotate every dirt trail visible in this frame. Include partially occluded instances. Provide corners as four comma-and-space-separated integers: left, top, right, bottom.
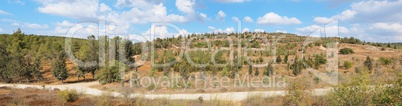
0, 82, 332, 101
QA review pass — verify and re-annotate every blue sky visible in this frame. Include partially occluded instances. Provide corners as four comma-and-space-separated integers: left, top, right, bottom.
0, 0, 401, 42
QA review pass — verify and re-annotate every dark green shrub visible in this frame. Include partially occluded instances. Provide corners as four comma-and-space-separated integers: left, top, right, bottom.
339, 48, 354, 54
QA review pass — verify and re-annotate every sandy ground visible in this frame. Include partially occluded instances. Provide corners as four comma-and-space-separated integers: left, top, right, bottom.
0, 82, 332, 101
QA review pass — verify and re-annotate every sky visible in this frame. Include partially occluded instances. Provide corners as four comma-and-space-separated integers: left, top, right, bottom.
0, 0, 401, 42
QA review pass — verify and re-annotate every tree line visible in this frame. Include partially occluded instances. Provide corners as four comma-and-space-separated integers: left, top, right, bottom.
0, 29, 135, 83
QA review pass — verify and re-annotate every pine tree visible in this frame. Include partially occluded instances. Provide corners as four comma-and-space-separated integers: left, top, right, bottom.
394, 45, 398, 49
264, 63, 273, 76
254, 67, 259, 76
292, 56, 302, 76
52, 47, 68, 83
76, 35, 99, 80
364, 56, 373, 71
0, 44, 11, 82
221, 66, 229, 77
248, 64, 253, 76
284, 54, 288, 64
276, 55, 282, 63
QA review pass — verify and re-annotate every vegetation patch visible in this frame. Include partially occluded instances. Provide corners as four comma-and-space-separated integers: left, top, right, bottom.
339, 48, 355, 55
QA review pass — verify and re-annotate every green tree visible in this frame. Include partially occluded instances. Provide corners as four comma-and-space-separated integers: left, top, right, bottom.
0, 44, 11, 82
248, 64, 253, 76
292, 56, 302, 76
364, 56, 373, 71
284, 54, 289, 64
97, 61, 121, 84
264, 63, 273, 76
52, 47, 69, 83
76, 35, 99, 80
254, 67, 259, 76
314, 54, 327, 69
120, 39, 135, 63
276, 55, 282, 63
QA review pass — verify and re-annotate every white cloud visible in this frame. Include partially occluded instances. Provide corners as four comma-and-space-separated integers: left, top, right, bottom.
176, 0, 195, 14
314, 10, 356, 24
56, 20, 74, 27
242, 28, 250, 32
276, 30, 287, 33
232, 17, 240, 22
254, 29, 265, 32
243, 16, 253, 23
98, 1, 189, 35
296, 24, 349, 37
257, 12, 302, 25
296, 25, 321, 34
0, 10, 12, 15
1, 19, 16, 23
213, 27, 235, 33
313, 17, 334, 24
0, 28, 3, 32
11, 23, 19, 26
367, 22, 402, 38
7, 0, 25, 5
143, 25, 169, 37
344, 22, 402, 42
142, 25, 189, 39
216, 10, 226, 21
114, 0, 164, 9
179, 29, 189, 36
199, 13, 208, 22
370, 23, 402, 33
99, 3, 112, 12
335, 10, 356, 20
54, 24, 83, 35
350, 0, 402, 23
208, 26, 216, 30
24, 23, 49, 29
309, 0, 402, 42
225, 27, 235, 33
120, 3, 188, 24
214, 0, 250, 3
37, 0, 99, 20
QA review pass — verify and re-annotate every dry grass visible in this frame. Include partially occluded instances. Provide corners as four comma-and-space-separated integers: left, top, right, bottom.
0, 87, 236, 106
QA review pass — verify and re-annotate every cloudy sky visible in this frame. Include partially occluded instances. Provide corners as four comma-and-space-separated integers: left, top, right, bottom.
0, 0, 401, 42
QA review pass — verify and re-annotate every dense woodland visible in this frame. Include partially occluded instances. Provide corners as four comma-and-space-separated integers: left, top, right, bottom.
0, 29, 135, 83
0, 29, 401, 84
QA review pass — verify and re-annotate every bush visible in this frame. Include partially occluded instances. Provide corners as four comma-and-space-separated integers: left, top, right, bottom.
372, 73, 402, 105
378, 57, 393, 65
284, 78, 311, 105
328, 73, 372, 105
343, 61, 353, 69
339, 48, 354, 54
313, 77, 320, 84
58, 89, 79, 102
147, 83, 156, 91
221, 66, 229, 77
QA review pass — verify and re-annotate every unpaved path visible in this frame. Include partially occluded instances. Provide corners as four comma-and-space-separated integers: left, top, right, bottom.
0, 82, 332, 101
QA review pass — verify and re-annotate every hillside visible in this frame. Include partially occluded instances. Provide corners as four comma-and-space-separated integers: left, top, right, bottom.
1, 30, 402, 91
